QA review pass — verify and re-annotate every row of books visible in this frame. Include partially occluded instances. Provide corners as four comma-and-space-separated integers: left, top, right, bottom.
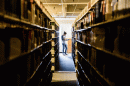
0, 1, 58, 86
0, 27, 53, 85
75, 0, 130, 30
0, 0, 52, 28
0, 27, 52, 65
73, 0, 130, 86
0, 41, 52, 86
77, 41, 130, 85
75, 19, 130, 58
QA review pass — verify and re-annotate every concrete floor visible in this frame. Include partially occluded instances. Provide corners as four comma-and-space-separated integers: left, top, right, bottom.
49, 53, 79, 86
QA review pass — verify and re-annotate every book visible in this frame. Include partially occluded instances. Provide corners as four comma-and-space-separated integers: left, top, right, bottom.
5, 0, 21, 18
0, 0, 4, 14
105, 0, 112, 20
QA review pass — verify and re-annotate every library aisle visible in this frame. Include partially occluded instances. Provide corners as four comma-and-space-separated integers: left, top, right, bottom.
49, 53, 79, 86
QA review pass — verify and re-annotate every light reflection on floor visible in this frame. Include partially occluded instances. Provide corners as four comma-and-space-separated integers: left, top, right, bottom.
51, 72, 77, 82
49, 72, 79, 86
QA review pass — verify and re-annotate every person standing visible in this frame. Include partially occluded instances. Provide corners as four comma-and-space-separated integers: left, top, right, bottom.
61, 31, 69, 55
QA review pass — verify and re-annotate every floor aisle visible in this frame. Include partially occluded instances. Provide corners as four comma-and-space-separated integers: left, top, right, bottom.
49, 72, 79, 86
55, 53, 75, 71
49, 53, 79, 86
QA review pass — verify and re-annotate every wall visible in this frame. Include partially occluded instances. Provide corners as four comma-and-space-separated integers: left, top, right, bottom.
55, 18, 75, 53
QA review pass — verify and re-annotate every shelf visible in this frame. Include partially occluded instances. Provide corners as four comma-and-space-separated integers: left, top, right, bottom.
0, 52, 30, 67
34, 0, 52, 21
28, 61, 43, 82
53, 41, 59, 47
77, 61, 91, 81
91, 45, 130, 62
43, 39, 52, 44
75, 0, 99, 23
90, 14, 130, 28
43, 50, 51, 60
50, 29, 57, 32
4, 15, 21, 23
43, 61, 51, 73
26, 60, 51, 84
76, 40, 91, 47
77, 50, 111, 86
31, 23, 45, 29
76, 27, 91, 32
76, 40, 130, 62
74, 0, 130, 26
0, 39, 52, 67
2, 14, 55, 31
31, 39, 52, 53
34, 0, 59, 27
77, 60, 83, 70
52, 37, 59, 39
75, 14, 130, 32
77, 49, 89, 63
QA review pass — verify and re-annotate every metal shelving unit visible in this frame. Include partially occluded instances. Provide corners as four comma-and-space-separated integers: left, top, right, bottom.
0, 0, 59, 86
72, 0, 130, 85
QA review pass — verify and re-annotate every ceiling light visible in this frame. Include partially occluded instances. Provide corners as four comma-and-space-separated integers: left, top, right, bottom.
59, 4, 62, 5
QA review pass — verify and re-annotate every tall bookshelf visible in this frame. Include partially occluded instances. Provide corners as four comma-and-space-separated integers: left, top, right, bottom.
72, 0, 130, 86
0, 0, 59, 86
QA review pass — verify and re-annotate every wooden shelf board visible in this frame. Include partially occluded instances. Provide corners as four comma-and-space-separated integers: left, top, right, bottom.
4, 15, 21, 22
43, 50, 51, 60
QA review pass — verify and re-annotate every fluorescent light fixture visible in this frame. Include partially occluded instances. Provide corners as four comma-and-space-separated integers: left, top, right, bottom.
59, 4, 62, 5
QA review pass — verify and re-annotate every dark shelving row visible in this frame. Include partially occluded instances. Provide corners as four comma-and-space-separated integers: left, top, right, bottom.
72, 0, 130, 86
0, 0, 59, 86
0, 36, 53, 86
0, 27, 53, 65
0, 0, 52, 28
74, 0, 130, 30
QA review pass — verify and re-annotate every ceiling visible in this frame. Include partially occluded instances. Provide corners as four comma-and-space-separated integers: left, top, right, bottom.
41, 0, 90, 18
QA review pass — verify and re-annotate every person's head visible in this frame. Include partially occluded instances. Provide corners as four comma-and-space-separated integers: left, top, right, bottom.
63, 31, 67, 35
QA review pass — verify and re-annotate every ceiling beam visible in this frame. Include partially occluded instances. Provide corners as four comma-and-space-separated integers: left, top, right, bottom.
43, 3, 88, 5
